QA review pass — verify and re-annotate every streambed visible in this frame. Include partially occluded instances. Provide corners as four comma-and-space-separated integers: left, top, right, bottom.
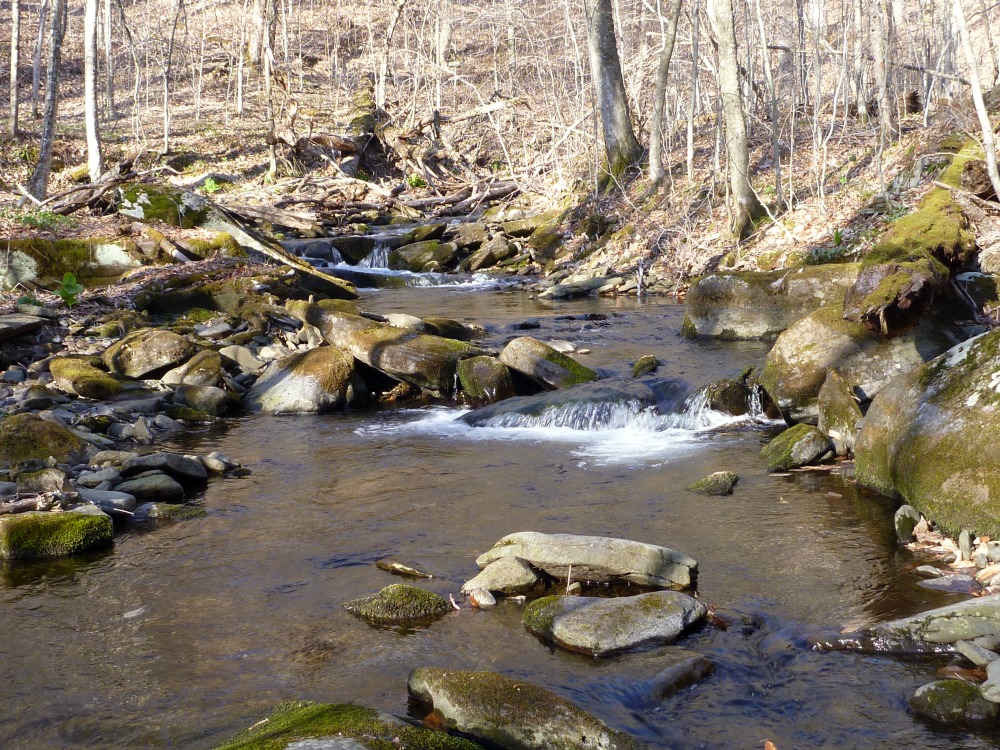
0, 287, 991, 749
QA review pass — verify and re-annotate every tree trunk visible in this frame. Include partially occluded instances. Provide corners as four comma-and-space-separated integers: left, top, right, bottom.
25, 0, 65, 201
583, 0, 642, 178
162, 0, 185, 155
9, 0, 20, 136
31, 0, 48, 119
84, 0, 103, 182
753, 0, 782, 206
687, 0, 699, 181
954, 0, 1000, 200
649, 0, 684, 188
102, 0, 116, 117
375, 0, 407, 112
871, 0, 897, 142
710, 0, 763, 237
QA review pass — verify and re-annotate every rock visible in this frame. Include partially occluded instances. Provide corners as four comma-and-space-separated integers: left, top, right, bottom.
343, 583, 451, 623
758, 303, 960, 421
132, 502, 208, 522
121, 452, 208, 484
161, 350, 225, 386
467, 588, 496, 609
389, 240, 460, 272
461, 556, 542, 595
451, 223, 489, 249
697, 379, 749, 415
632, 356, 660, 377
246, 347, 369, 415
687, 471, 738, 496
211, 701, 482, 750
538, 277, 610, 300
114, 473, 186, 502
816, 370, 863, 456
683, 264, 859, 339
955, 639, 999, 667
894, 505, 923, 543
218, 345, 266, 374
16, 468, 68, 494
759, 424, 831, 472
858, 594, 1000, 649
855, 329, 1000, 536
407, 667, 645, 750
102, 328, 197, 379
0, 314, 46, 342
409, 222, 448, 243
456, 356, 516, 403
910, 680, 999, 726
173, 384, 238, 416
0, 413, 93, 468
498, 337, 599, 390
983, 657, 1000, 703
647, 652, 715, 700
423, 317, 476, 341
48, 358, 122, 400
960, 530, 973, 561
91, 450, 139, 466
286, 302, 485, 396
476, 532, 697, 590
0, 509, 113, 559
522, 591, 706, 656
384, 313, 427, 332
194, 322, 233, 340
917, 575, 981, 594
77, 487, 137, 512
461, 235, 516, 272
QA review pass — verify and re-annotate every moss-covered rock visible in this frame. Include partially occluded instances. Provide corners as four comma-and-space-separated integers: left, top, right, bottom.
760, 424, 830, 472
0, 509, 113, 559
684, 264, 859, 340
687, 471, 738, 495
758, 303, 960, 421
457, 356, 516, 403
910, 680, 999, 727
407, 667, 646, 750
423, 317, 475, 341
498, 337, 598, 390
0, 414, 93, 468
213, 701, 483, 750
817, 370, 863, 456
343, 583, 451, 623
0, 237, 144, 291
246, 346, 370, 414
389, 240, 460, 272
118, 183, 211, 228
48, 357, 122, 400
855, 329, 1000, 536
161, 349, 224, 387
103, 328, 197, 379
698, 379, 749, 415
631, 355, 660, 377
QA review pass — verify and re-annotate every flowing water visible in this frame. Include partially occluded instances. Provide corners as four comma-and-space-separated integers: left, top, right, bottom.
0, 287, 992, 749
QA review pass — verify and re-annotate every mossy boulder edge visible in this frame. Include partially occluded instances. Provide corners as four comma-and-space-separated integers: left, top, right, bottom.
0, 509, 113, 560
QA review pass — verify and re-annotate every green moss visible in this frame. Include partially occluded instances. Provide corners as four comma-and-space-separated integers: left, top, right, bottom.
165, 407, 218, 423
759, 423, 830, 472
181, 232, 244, 259
0, 511, 113, 560
147, 503, 209, 521
868, 188, 974, 269
49, 357, 122, 400
522, 595, 562, 637
214, 701, 482, 750
284, 347, 355, 391
118, 184, 209, 228
632, 355, 660, 377
457, 356, 515, 402
182, 308, 217, 323
0, 414, 91, 468
680, 314, 698, 339
541, 350, 599, 387
939, 139, 986, 188
687, 471, 739, 495
343, 583, 451, 623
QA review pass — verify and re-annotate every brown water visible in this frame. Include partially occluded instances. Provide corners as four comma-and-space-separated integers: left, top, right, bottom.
0, 288, 991, 749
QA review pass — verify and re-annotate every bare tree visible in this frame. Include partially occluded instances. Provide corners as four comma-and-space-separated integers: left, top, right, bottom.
9, 0, 20, 136
85, 0, 104, 181
31, 0, 49, 119
954, 0, 1000, 198
25, 0, 66, 201
103, 0, 117, 118
870, 0, 897, 142
649, 0, 684, 189
583, 0, 642, 178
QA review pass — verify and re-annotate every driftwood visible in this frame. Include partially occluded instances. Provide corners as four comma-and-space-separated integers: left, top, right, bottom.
0, 498, 40, 515
220, 201, 324, 236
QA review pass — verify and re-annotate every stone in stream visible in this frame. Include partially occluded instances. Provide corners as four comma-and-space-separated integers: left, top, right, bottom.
389, 240, 460, 272
342, 583, 451, 624
460, 235, 516, 273
759, 424, 831, 472
647, 652, 715, 700
76, 487, 137, 512
687, 471, 739, 496
121, 452, 208, 484
102, 328, 197, 379
498, 336, 598, 390
211, 701, 483, 750
16, 468, 68, 494
475, 532, 697, 590
114, 472, 187, 502
246, 346, 371, 415
0, 508, 113, 560
161, 350, 225, 387
461, 556, 543, 596
48, 357, 122, 400
456, 356, 516, 404
816, 369, 863, 456
173, 384, 239, 417
893, 504, 923, 543
522, 591, 706, 656
909, 680, 999, 727
406, 667, 646, 750
695, 379, 749, 416
631, 355, 660, 378
0, 413, 94, 468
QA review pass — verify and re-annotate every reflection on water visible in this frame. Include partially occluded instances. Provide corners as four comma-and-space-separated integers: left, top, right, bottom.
0, 292, 989, 749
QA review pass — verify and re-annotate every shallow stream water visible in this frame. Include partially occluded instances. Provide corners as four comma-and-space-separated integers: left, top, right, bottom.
1, 286, 993, 749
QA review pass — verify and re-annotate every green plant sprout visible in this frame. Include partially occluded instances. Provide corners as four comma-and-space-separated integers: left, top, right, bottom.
56, 273, 84, 307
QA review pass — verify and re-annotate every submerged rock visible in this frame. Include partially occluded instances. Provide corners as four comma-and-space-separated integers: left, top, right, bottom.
759, 424, 830, 472
246, 347, 369, 414
498, 337, 598, 390
114, 473, 186, 502
855, 329, 1000, 537
647, 652, 715, 700
212, 701, 482, 750
0, 509, 113, 560
407, 667, 646, 750
687, 471, 738, 496
910, 680, 999, 727
475, 532, 697, 590
522, 591, 706, 656
343, 583, 451, 623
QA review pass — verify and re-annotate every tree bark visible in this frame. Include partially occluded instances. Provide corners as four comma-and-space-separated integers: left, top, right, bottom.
954, 0, 1000, 200
583, 0, 642, 178
25, 0, 65, 201
753, 0, 782, 206
871, 0, 897, 141
710, 0, 764, 237
649, 0, 684, 188
84, 0, 103, 182
31, 0, 48, 119
9, 0, 20, 136
103, 0, 116, 117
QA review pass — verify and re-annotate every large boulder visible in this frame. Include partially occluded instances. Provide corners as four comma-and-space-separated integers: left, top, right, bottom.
0, 413, 93, 468
246, 346, 369, 414
48, 357, 122, 400
522, 591, 706, 656
161, 350, 224, 387
498, 337, 599, 390
0, 508, 113, 560
407, 667, 646, 750
855, 329, 1000, 536
212, 701, 483, 750
456, 356, 517, 403
343, 583, 451, 624
461, 556, 543, 595
286, 302, 485, 396
683, 264, 859, 340
758, 303, 960, 421
476, 532, 697, 590
389, 240, 460, 272
910, 680, 999, 727
816, 370, 863, 456
102, 328, 197, 379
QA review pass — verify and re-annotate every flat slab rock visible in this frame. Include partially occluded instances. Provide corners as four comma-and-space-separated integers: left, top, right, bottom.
476, 532, 697, 590
0, 314, 45, 343
523, 591, 707, 656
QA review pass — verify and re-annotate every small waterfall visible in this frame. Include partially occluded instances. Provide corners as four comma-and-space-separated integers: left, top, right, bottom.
470, 400, 660, 431
328, 247, 345, 265
357, 245, 391, 269
748, 384, 766, 419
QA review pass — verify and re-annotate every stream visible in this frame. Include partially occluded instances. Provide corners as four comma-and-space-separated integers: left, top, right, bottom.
0, 285, 993, 749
